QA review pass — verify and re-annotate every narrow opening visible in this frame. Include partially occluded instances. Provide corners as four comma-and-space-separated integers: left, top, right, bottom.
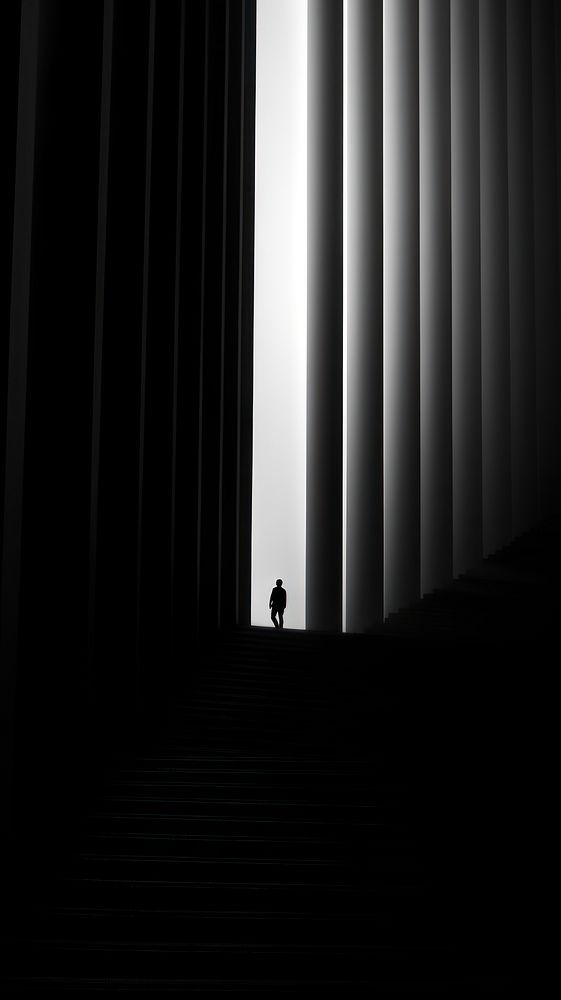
251, 0, 307, 629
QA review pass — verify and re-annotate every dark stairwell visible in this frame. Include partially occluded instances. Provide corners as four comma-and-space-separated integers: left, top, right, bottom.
1, 518, 558, 994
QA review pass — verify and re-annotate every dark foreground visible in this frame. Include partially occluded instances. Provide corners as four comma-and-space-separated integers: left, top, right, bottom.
2, 519, 558, 994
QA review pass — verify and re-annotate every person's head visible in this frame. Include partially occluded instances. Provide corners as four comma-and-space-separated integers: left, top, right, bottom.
276, 579, 283, 587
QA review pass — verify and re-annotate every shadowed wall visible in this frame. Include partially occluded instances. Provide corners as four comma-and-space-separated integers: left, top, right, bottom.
307, 0, 343, 631
1, 0, 256, 838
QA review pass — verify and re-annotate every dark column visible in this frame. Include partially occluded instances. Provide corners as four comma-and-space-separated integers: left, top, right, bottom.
306, 0, 343, 632
532, 0, 561, 517
137, 0, 181, 703
0, 0, 39, 833
507, 0, 537, 537
479, 0, 512, 556
383, 0, 420, 616
419, 0, 452, 595
345, 0, 383, 632
197, 0, 228, 634
0, 0, 22, 596
220, 0, 250, 630
96, 0, 151, 699
175, 0, 254, 643
174, 0, 206, 655
216, 0, 230, 629
236, 0, 256, 627
451, 0, 482, 577
11, 0, 104, 836
88, 0, 113, 691
170, 0, 186, 659
134, 0, 156, 700
17, 0, 104, 684
557, 5, 561, 342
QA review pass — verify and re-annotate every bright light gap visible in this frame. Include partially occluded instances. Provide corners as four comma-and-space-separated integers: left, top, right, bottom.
251, 0, 307, 630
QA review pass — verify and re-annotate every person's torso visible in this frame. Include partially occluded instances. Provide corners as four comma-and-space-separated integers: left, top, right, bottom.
272, 587, 286, 606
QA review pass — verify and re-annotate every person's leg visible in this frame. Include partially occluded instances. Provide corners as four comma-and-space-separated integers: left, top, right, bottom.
271, 608, 279, 627
278, 610, 284, 628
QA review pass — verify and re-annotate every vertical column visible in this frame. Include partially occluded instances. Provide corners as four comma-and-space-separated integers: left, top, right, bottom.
307, 0, 343, 631
96, 0, 151, 686
479, 0, 512, 556
195, 0, 210, 636
0, 0, 22, 594
419, 0, 452, 595
0, 0, 39, 830
532, 0, 561, 517
4, 0, 104, 820
138, 0, 181, 691
451, 0, 482, 577
174, 0, 207, 655
217, 0, 231, 628
345, 0, 383, 632
220, 0, 246, 630
197, 0, 228, 633
236, 0, 256, 627
135, 0, 156, 682
383, 0, 420, 616
88, 0, 114, 682
506, 0, 537, 537
170, 0, 186, 657
557, 5, 561, 338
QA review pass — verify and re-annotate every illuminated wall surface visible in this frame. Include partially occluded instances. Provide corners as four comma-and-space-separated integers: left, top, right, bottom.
252, 0, 307, 628
253, 0, 561, 631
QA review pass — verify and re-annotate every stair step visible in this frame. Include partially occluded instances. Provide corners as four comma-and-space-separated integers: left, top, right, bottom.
9, 605, 528, 991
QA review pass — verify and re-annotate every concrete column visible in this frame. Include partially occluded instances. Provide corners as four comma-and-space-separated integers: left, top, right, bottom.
345, 0, 383, 633
139, 0, 183, 688
236, 0, 257, 628
170, 0, 186, 655
419, 0, 452, 595
197, 0, 228, 633
96, 0, 152, 675
383, 0, 420, 616
506, 0, 537, 537
479, 0, 512, 556
0, 1, 22, 599
557, 4, 561, 343
0, 0, 40, 833
532, 0, 561, 517
451, 0, 482, 577
134, 0, 156, 704
88, 0, 114, 685
307, 0, 343, 631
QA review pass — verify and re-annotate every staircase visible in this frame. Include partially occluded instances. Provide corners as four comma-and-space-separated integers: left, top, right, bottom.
1, 622, 521, 994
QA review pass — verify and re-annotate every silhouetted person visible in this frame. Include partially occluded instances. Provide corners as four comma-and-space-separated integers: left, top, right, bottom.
269, 579, 286, 629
